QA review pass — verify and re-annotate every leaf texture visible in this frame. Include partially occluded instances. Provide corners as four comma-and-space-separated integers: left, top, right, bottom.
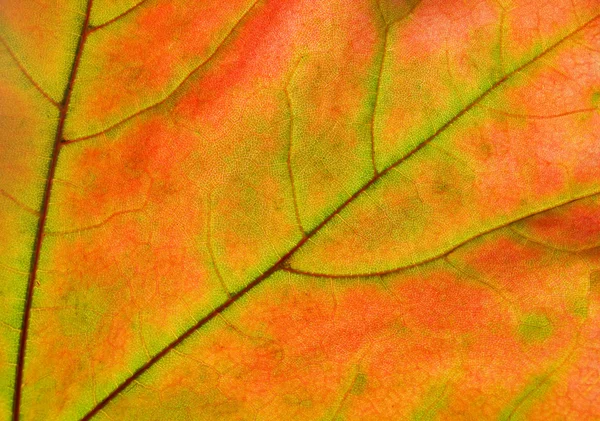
1, 0, 600, 419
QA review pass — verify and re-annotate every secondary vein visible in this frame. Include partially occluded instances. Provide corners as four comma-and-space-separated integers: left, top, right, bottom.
282, 189, 600, 279
62, 0, 261, 145
81, 11, 600, 420
0, 36, 59, 107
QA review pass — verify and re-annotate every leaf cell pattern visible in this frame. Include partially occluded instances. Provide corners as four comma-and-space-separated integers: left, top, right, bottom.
1, 0, 600, 420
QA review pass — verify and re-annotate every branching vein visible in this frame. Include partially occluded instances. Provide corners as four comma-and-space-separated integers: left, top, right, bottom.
284, 61, 306, 237
207, 195, 231, 297
281, 190, 600, 279
79, 11, 600, 420
63, 0, 261, 145
0, 37, 59, 107
88, 0, 151, 33
0, 189, 40, 217
12, 1, 94, 420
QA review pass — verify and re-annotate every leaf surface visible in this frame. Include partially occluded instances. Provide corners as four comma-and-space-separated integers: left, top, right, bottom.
1, 0, 600, 419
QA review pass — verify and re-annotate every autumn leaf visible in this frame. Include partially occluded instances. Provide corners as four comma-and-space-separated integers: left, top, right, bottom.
1, 0, 600, 419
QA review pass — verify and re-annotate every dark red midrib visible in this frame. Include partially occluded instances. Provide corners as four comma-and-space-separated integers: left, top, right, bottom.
81, 13, 600, 420
11, 1, 93, 420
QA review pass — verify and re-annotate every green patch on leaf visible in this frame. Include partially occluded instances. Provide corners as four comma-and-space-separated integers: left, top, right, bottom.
591, 270, 600, 295
410, 383, 450, 421
498, 375, 553, 421
379, 0, 422, 24
351, 372, 367, 396
517, 313, 553, 343
571, 296, 589, 318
